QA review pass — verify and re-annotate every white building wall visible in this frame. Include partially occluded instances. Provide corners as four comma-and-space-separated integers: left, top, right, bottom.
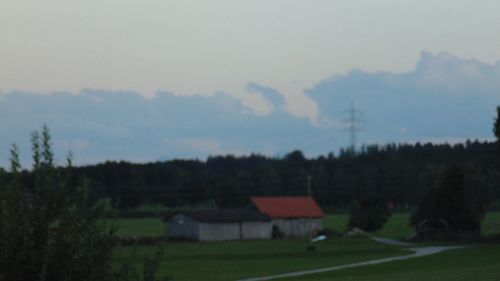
241, 222, 272, 240
272, 219, 323, 237
198, 223, 241, 241
168, 214, 272, 241
167, 214, 200, 240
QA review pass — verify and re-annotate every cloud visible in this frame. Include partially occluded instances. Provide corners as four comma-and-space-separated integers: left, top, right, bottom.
246, 82, 286, 109
0, 89, 316, 167
1, 51, 499, 167
414, 51, 500, 90
308, 51, 500, 144
163, 138, 250, 157
58, 139, 90, 151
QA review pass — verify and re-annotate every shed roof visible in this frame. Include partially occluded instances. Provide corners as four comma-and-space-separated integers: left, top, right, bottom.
251, 196, 325, 219
165, 209, 271, 223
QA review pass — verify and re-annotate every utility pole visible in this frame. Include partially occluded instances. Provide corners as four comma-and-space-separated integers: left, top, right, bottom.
307, 174, 312, 237
306, 174, 314, 250
342, 101, 364, 154
307, 174, 312, 198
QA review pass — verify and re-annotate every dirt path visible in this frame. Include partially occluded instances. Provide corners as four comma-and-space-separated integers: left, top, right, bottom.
369, 236, 415, 247
236, 237, 464, 281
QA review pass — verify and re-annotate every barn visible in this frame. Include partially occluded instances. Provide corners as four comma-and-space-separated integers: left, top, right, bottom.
251, 197, 325, 237
165, 209, 271, 241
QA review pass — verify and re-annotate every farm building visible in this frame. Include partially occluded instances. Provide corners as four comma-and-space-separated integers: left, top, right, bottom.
165, 209, 271, 241
251, 196, 325, 237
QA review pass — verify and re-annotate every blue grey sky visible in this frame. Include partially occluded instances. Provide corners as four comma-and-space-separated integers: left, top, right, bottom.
2, 1, 500, 119
1, 1, 500, 166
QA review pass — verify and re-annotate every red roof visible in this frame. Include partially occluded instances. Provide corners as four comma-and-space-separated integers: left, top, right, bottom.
251, 197, 325, 219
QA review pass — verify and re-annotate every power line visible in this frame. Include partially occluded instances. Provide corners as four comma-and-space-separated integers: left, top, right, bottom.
341, 101, 365, 153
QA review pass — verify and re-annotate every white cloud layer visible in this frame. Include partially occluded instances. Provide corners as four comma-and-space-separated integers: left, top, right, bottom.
0, 52, 499, 167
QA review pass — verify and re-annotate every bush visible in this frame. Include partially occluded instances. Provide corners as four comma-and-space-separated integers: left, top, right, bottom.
116, 236, 170, 246
411, 165, 490, 239
348, 195, 392, 232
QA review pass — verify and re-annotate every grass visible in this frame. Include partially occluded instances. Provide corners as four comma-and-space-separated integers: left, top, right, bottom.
323, 213, 349, 232
482, 212, 500, 235
113, 237, 408, 281
283, 212, 500, 280
323, 213, 413, 240
287, 244, 500, 281
111, 212, 500, 280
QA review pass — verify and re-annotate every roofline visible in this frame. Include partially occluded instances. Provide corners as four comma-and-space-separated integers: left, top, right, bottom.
270, 216, 325, 219
250, 196, 316, 199
250, 196, 326, 218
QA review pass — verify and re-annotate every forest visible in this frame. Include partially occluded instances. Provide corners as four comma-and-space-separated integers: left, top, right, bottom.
2, 140, 498, 211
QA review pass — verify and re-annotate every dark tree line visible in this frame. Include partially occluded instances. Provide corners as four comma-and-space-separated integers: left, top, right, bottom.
2, 140, 497, 211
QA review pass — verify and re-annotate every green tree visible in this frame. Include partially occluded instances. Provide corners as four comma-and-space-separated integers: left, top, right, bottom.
0, 144, 32, 281
348, 194, 392, 232
0, 126, 115, 281
494, 105, 500, 143
410, 165, 489, 237
0, 126, 170, 281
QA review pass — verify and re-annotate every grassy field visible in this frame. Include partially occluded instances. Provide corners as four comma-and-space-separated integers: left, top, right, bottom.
113, 218, 165, 237
112, 212, 500, 280
481, 212, 500, 235
321, 212, 411, 239
287, 244, 500, 281
113, 237, 407, 281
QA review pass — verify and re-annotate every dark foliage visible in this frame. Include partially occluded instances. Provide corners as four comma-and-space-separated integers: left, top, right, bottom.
112, 187, 143, 210
411, 165, 490, 237
348, 195, 392, 232
86, 141, 498, 211
494, 105, 500, 145
0, 126, 171, 281
1, 140, 498, 212
112, 249, 171, 281
0, 126, 115, 281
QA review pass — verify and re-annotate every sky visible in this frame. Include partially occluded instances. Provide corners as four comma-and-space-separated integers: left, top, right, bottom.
1, 1, 500, 167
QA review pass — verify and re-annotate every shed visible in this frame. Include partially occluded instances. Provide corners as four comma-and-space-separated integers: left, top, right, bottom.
251, 196, 325, 237
165, 209, 271, 241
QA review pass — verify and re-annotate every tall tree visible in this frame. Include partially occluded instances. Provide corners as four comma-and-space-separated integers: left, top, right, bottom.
1, 126, 114, 281
1, 126, 171, 281
410, 165, 489, 237
494, 105, 500, 146
0, 144, 32, 281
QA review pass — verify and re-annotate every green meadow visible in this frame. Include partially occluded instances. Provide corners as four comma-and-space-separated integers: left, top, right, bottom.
113, 237, 407, 281
114, 218, 165, 237
112, 212, 500, 281
287, 244, 500, 281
